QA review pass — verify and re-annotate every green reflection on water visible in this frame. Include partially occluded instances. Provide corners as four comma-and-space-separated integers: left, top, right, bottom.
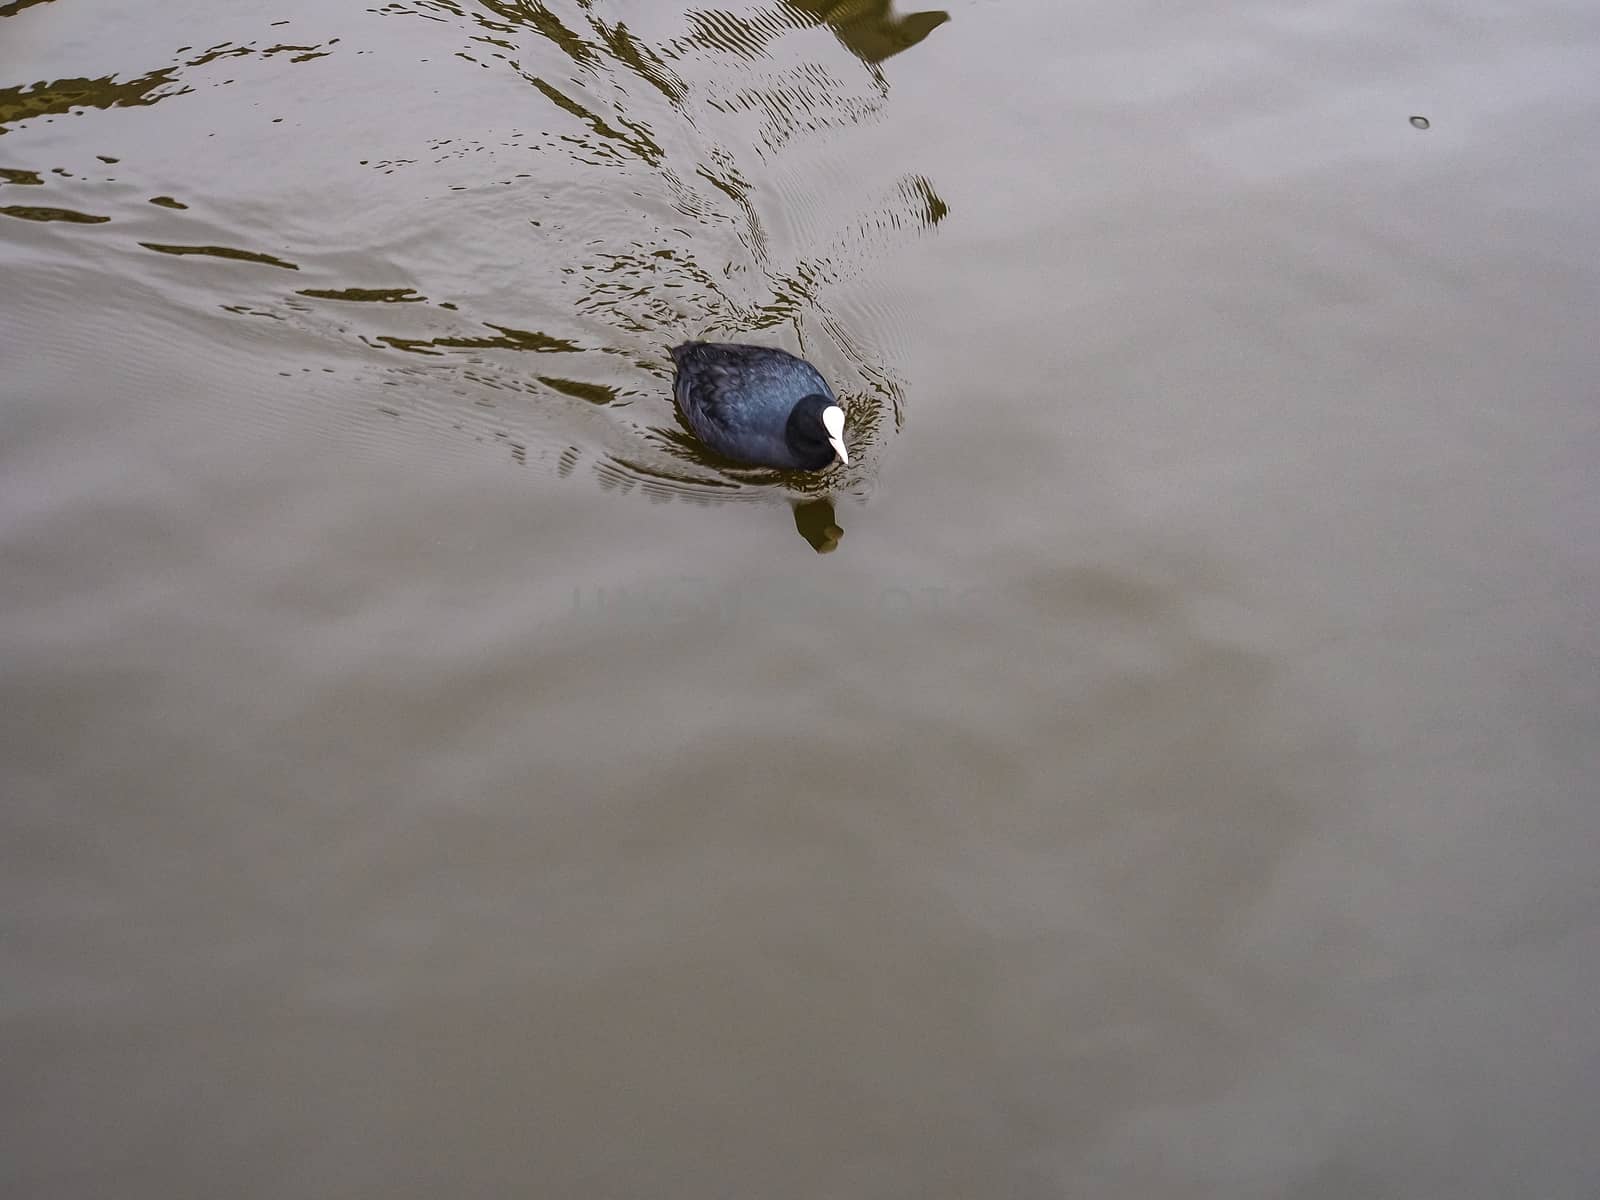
0, 38, 338, 137
593, 19, 687, 105
371, 324, 581, 356
792, 496, 844, 553
298, 287, 427, 303
538, 376, 619, 405
0, 70, 189, 133
140, 242, 300, 270
474, 0, 599, 66
683, 1, 948, 67
784, 1, 949, 65
522, 73, 663, 164
1, 204, 109, 223
0, 0, 58, 18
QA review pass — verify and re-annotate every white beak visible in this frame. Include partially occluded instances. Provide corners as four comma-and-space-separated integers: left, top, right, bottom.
822, 405, 848, 465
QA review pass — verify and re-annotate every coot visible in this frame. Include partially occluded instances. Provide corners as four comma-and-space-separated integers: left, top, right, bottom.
670, 341, 848, 470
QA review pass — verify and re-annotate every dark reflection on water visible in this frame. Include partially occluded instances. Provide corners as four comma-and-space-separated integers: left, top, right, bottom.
799, 1, 949, 64
140, 242, 300, 270
0, 40, 341, 134
0, 70, 190, 129
1, 204, 110, 223
0, 0, 57, 18
792, 495, 844, 553
719, 1, 951, 66
357, 325, 583, 356
297, 287, 428, 304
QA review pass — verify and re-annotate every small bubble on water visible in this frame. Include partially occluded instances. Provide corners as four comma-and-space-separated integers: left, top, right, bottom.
1409, 115, 1430, 130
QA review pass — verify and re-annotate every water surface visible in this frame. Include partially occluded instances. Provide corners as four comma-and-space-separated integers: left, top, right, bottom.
4, 1, 1599, 1196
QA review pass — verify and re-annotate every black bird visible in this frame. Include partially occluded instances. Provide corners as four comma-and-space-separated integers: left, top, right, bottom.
670, 341, 848, 471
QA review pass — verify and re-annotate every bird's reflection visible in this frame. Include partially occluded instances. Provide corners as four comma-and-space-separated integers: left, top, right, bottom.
781, 1, 950, 65
793, 496, 844, 553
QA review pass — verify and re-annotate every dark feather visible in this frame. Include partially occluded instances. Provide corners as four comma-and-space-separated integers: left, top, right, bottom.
670, 341, 840, 470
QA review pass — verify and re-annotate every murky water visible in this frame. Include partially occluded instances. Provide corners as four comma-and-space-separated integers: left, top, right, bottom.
4, 1, 1599, 1195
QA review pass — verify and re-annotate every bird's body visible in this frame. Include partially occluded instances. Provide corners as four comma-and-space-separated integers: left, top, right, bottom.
670, 341, 848, 471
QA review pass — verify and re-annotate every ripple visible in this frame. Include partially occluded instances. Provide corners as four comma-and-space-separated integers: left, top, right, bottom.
7, 2, 949, 510
1, 204, 109, 223
801, 2, 950, 66
328, 3, 952, 500
139, 242, 300, 270
672, 3, 950, 71
0, 33, 342, 137
0, 70, 190, 133
537, 376, 619, 405
362, 323, 581, 356
298, 287, 427, 304
0, 0, 57, 18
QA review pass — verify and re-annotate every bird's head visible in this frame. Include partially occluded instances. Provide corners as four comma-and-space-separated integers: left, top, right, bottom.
786, 395, 849, 469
